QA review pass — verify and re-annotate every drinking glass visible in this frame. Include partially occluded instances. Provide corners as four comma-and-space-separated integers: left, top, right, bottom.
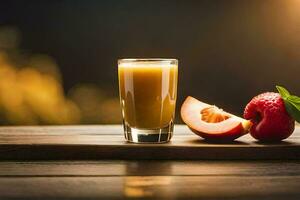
118, 58, 178, 143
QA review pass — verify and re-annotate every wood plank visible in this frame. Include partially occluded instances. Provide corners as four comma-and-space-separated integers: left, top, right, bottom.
0, 161, 300, 177
1, 125, 300, 137
0, 125, 299, 160
0, 160, 299, 199
0, 176, 299, 199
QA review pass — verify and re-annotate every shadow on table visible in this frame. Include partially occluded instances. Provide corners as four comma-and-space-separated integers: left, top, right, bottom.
254, 140, 296, 145
188, 138, 296, 146
187, 139, 248, 145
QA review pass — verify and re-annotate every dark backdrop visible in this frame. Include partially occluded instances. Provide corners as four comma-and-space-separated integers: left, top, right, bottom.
0, 0, 299, 123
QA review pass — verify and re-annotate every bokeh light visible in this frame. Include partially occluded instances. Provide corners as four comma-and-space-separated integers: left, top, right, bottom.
0, 27, 121, 125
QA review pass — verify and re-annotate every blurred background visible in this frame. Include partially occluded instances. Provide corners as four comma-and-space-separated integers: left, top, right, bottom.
0, 0, 299, 125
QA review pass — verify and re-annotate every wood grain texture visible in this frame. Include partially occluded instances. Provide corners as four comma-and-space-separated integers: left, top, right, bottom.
1, 176, 299, 199
0, 125, 299, 160
0, 161, 299, 199
0, 160, 300, 176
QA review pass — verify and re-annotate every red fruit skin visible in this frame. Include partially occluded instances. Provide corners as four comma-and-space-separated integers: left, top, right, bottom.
244, 92, 295, 142
189, 123, 246, 142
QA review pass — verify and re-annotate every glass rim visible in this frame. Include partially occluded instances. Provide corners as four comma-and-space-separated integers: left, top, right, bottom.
118, 58, 178, 64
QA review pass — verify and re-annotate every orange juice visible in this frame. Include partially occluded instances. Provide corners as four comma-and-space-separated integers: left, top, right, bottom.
118, 59, 178, 131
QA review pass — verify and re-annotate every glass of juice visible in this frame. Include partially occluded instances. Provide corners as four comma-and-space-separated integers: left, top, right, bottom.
118, 58, 178, 143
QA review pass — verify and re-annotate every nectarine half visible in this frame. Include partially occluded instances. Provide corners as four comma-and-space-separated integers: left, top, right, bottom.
181, 96, 252, 141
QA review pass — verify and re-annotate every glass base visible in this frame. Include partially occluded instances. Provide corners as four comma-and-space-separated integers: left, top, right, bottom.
123, 123, 173, 143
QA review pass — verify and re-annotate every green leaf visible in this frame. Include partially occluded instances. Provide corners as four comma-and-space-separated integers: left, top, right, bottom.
288, 95, 300, 104
276, 85, 300, 123
276, 85, 290, 100
283, 100, 300, 123
289, 101, 300, 111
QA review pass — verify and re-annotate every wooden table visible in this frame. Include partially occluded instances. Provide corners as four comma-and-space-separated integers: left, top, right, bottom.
0, 125, 300, 199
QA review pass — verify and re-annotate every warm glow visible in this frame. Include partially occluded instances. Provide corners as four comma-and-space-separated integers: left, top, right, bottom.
0, 27, 121, 125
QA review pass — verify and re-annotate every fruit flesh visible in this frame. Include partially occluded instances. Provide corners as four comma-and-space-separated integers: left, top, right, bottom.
201, 106, 230, 123
181, 96, 251, 140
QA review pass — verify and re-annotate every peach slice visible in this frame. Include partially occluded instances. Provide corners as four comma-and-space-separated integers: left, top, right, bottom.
181, 96, 252, 141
